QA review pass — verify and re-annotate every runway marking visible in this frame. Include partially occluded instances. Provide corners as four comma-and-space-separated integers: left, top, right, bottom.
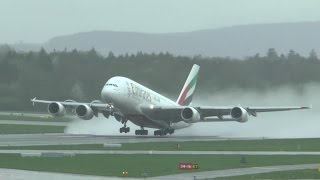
0, 150, 319, 155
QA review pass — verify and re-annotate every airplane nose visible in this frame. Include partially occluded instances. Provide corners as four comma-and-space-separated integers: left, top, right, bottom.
101, 86, 113, 102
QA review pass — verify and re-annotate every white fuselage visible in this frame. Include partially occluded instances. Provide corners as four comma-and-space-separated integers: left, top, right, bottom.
101, 76, 190, 130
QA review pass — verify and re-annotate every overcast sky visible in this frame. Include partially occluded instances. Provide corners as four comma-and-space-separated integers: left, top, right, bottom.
1, 0, 320, 43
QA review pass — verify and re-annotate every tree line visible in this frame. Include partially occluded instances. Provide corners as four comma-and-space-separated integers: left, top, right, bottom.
0, 44, 319, 110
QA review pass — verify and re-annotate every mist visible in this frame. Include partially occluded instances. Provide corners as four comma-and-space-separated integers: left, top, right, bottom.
65, 83, 319, 138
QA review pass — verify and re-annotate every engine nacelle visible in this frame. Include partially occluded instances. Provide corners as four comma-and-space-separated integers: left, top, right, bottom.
230, 107, 249, 123
48, 102, 66, 117
181, 107, 201, 123
75, 104, 94, 120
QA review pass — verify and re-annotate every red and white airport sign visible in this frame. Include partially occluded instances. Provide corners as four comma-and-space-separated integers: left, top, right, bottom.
179, 163, 199, 170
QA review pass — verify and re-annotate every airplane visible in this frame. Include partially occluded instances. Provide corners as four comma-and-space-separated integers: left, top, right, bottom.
31, 64, 311, 136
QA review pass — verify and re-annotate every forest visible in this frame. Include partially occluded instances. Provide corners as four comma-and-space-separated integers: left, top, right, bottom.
0, 44, 319, 110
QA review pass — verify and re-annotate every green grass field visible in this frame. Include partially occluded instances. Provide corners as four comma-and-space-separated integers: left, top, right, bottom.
217, 169, 320, 179
0, 124, 65, 134
2, 138, 320, 151
0, 154, 319, 177
119, 139, 320, 151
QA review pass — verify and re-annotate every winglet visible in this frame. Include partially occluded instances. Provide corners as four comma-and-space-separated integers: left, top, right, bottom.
301, 105, 312, 109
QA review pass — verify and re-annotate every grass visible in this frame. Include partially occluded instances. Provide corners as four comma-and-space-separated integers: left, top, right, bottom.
119, 139, 320, 151
0, 124, 65, 134
217, 169, 320, 179
0, 154, 320, 177
2, 138, 320, 151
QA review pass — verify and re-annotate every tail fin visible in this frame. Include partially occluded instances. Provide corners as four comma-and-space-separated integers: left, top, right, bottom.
176, 64, 200, 106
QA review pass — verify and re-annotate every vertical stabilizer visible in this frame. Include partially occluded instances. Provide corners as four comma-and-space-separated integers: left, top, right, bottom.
176, 64, 200, 106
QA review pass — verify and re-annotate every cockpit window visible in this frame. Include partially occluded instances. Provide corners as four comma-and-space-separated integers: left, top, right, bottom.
105, 83, 118, 87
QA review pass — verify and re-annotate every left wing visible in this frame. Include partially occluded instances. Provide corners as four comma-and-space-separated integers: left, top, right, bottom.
197, 106, 311, 117
140, 105, 311, 123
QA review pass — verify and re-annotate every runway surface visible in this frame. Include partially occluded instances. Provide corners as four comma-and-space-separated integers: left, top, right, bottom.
0, 164, 318, 180
0, 112, 49, 118
0, 168, 137, 180
0, 133, 261, 146
0, 120, 67, 126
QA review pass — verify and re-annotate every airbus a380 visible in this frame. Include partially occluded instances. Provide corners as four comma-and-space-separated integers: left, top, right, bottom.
32, 64, 310, 136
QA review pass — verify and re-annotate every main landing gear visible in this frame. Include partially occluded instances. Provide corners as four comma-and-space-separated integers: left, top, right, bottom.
154, 128, 174, 136
135, 127, 148, 135
119, 120, 130, 133
120, 126, 130, 133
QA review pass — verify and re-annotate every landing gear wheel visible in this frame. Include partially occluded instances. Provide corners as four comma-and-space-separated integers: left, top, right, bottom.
154, 129, 174, 136
154, 130, 165, 136
168, 128, 174, 134
120, 127, 130, 133
135, 129, 148, 135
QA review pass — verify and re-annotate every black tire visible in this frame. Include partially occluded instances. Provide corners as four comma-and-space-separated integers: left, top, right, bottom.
162, 130, 167, 136
136, 130, 142, 135
143, 130, 148, 135
154, 130, 158, 136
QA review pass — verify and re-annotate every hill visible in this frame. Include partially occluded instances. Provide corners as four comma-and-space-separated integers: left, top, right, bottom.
10, 21, 320, 58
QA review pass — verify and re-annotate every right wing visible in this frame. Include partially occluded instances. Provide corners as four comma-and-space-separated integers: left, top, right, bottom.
31, 97, 112, 111
31, 97, 124, 119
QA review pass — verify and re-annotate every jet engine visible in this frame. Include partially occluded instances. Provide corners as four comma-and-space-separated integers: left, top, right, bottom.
48, 102, 66, 117
75, 104, 94, 120
181, 107, 200, 123
230, 107, 249, 123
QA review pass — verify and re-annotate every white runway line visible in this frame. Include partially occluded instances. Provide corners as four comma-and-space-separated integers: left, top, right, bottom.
0, 150, 320, 155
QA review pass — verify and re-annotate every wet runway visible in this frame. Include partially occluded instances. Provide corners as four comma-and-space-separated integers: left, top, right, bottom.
0, 120, 67, 126
0, 133, 262, 146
